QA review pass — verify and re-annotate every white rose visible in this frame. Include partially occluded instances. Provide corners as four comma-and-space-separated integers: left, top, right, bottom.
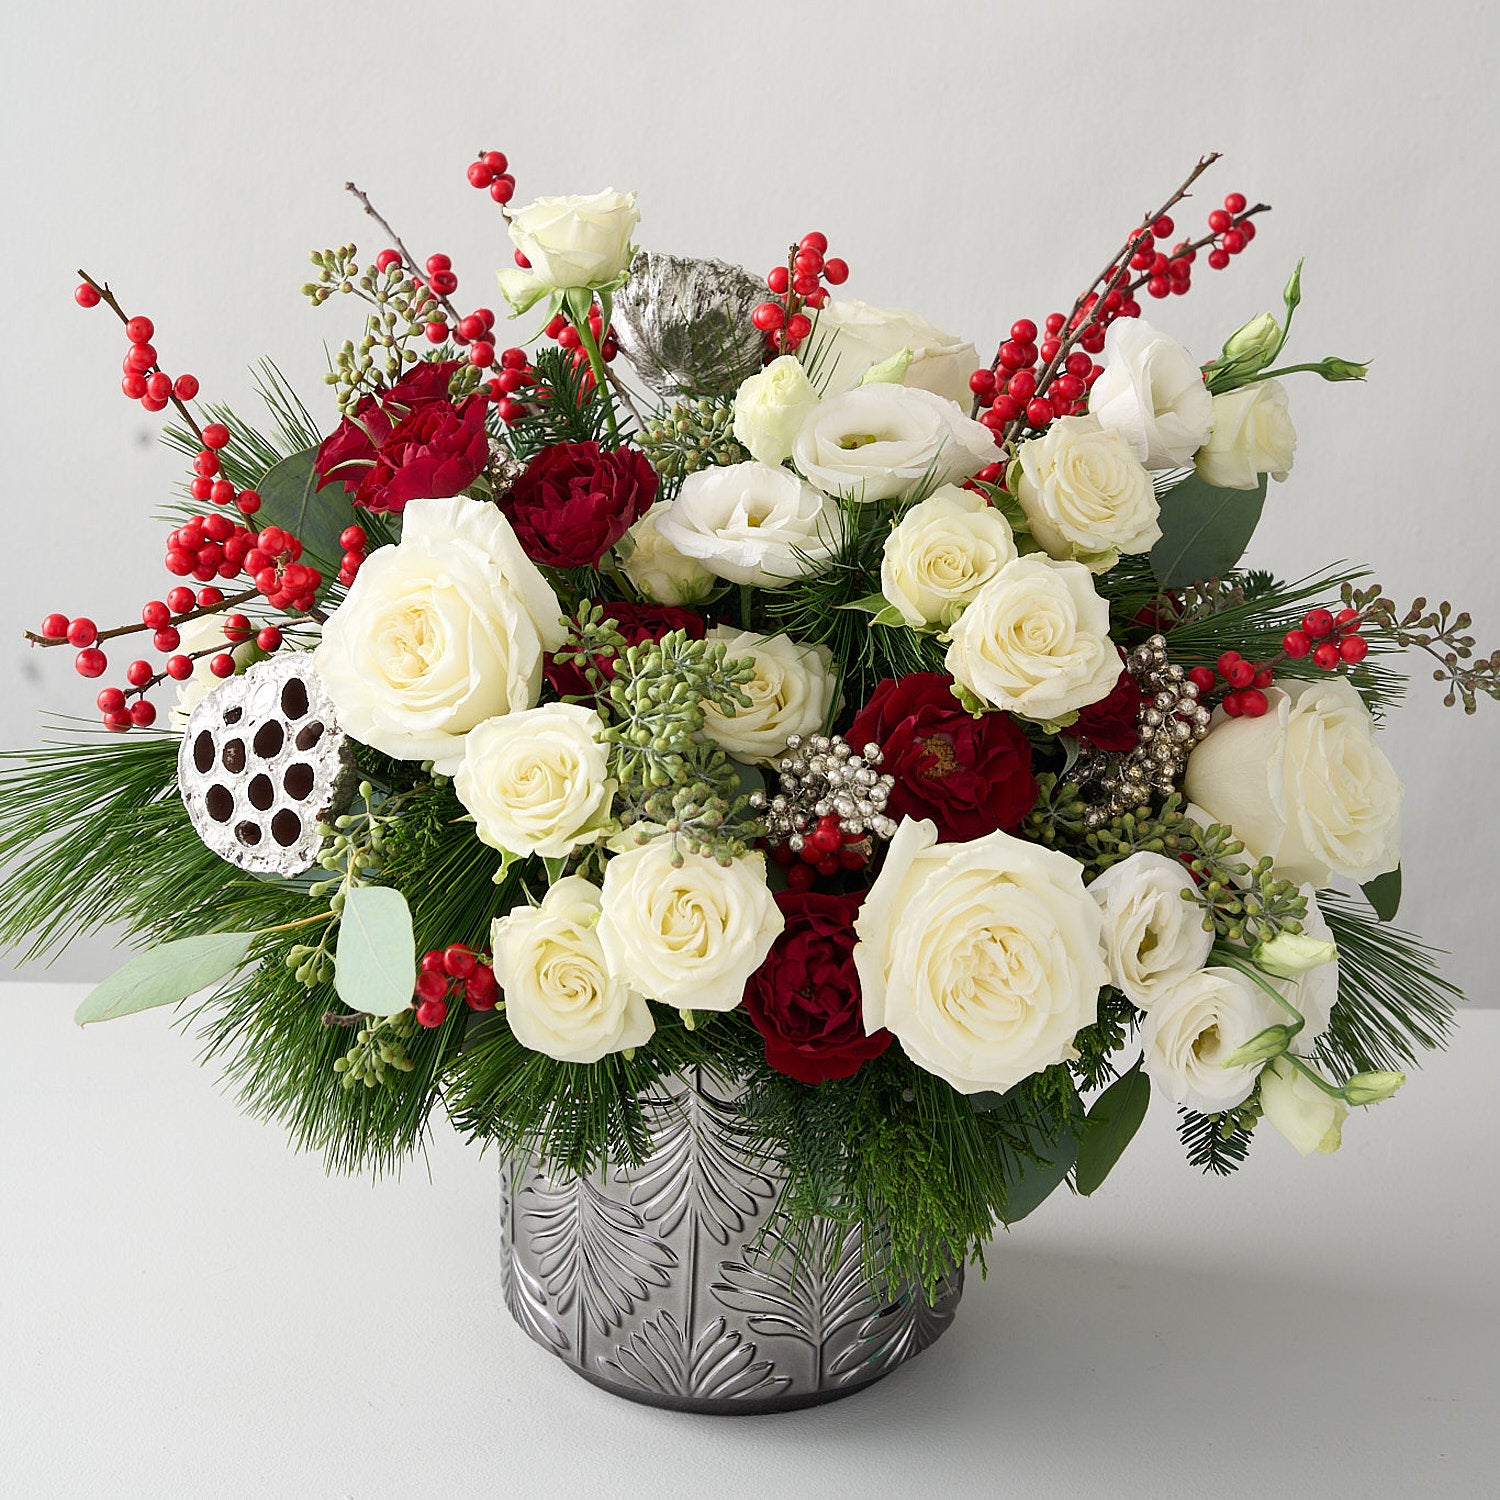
492, 876, 654, 1064
944, 554, 1122, 722
652, 463, 843, 588
1087, 851, 1213, 1010
1140, 966, 1282, 1112
454, 703, 614, 859
700, 626, 838, 764
1088, 317, 1214, 469
1195, 379, 1297, 489
879, 484, 1017, 629
506, 189, 639, 289
620, 504, 717, 606
854, 818, 1107, 1096
313, 496, 565, 774
168, 613, 260, 729
813, 298, 981, 409
1182, 676, 1403, 887
732, 356, 820, 466
791, 384, 996, 503
597, 844, 783, 1011
1259, 1055, 1347, 1155
1013, 414, 1160, 569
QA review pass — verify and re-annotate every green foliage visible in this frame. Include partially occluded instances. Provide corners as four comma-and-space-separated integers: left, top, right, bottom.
1178, 1098, 1260, 1175
334, 885, 416, 1017
1151, 473, 1268, 587
1316, 890, 1460, 1076
1074, 1064, 1150, 1196
638, 395, 747, 491
251, 446, 357, 581
75, 931, 257, 1025
1362, 866, 1402, 922
503, 347, 612, 457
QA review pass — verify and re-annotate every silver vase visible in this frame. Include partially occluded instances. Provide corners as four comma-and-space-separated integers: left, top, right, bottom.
499, 1067, 964, 1414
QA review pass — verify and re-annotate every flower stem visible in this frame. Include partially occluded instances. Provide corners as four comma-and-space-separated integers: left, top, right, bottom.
572, 313, 620, 444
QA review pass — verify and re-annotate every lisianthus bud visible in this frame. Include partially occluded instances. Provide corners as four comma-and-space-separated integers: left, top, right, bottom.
1222, 1023, 1295, 1068
1343, 1069, 1406, 1106
1219, 311, 1282, 374
857, 347, 914, 386
1317, 357, 1370, 382
1253, 930, 1338, 979
1260, 1056, 1348, 1156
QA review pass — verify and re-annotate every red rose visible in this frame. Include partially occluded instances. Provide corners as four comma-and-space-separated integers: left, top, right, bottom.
1073, 656, 1142, 753
844, 673, 1037, 842
544, 602, 706, 699
313, 360, 489, 515
742, 889, 891, 1085
500, 441, 659, 569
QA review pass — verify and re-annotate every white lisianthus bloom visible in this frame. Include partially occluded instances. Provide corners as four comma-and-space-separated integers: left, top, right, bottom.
1195, 380, 1297, 489
313, 496, 565, 774
699, 626, 838, 764
1013, 414, 1161, 569
879, 484, 1017, 630
651, 463, 843, 588
454, 703, 614, 859
853, 818, 1107, 1095
1259, 1055, 1347, 1155
492, 876, 654, 1064
732, 355, 821, 466
1182, 676, 1403, 888
619, 503, 717, 606
791, 384, 996, 503
813, 298, 981, 409
944, 554, 1122, 722
168, 613, 261, 729
597, 844, 783, 1011
1087, 851, 1213, 1010
1139, 966, 1283, 1112
505, 189, 639, 289
1088, 317, 1214, 469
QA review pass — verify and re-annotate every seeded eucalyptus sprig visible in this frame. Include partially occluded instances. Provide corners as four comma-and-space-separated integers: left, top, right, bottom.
637, 396, 748, 486
1342, 582, 1500, 713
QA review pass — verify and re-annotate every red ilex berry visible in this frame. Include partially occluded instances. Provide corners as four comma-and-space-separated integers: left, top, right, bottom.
165, 655, 193, 681
1221, 229, 1246, 255
125, 659, 152, 688
1339, 634, 1369, 664
1312, 642, 1341, 671
1282, 629, 1312, 659
237, 489, 262, 516
414, 969, 448, 1004
222, 613, 251, 644
209, 480, 235, 506
465, 965, 499, 1011
375, 248, 402, 273
338, 525, 367, 552
466, 160, 494, 189
752, 302, 785, 332
809, 826, 842, 855
766, 266, 790, 295
424, 321, 447, 344
1224, 192, 1248, 215
129, 700, 157, 728
125, 315, 154, 344
442, 945, 478, 979
66, 617, 97, 647
469, 340, 495, 368
784, 861, 816, 892
165, 587, 194, 614
1187, 665, 1217, 695
489, 177, 516, 205
75, 283, 101, 308
822, 257, 849, 285
201, 422, 230, 450
102, 711, 131, 733
40, 613, 69, 640
256, 626, 283, 653
1025, 398, 1054, 428
415, 997, 448, 1029
146, 372, 172, 402
1253, 666, 1275, 689
1207, 208, 1233, 234
969, 368, 997, 395
197, 586, 224, 608
1224, 658, 1255, 690
1207, 248, 1230, 271
96, 687, 126, 714
75, 648, 107, 678
430, 270, 459, 296
482, 150, 509, 175
152, 626, 181, 652
786, 312, 812, 340
126, 343, 156, 373
1217, 650, 1242, 677
1238, 689, 1269, 718
1010, 318, 1038, 344
122, 373, 149, 400
1221, 691, 1245, 718
193, 449, 220, 479
173, 374, 200, 400
1302, 608, 1334, 639
209, 654, 235, 679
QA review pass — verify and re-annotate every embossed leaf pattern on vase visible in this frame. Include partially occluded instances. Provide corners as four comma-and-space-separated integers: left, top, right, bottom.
598, 1311, 792, 1402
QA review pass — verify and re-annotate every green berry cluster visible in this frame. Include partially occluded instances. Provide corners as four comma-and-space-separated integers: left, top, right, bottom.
332, 1009, 419, 1091
637, 397, 747, 482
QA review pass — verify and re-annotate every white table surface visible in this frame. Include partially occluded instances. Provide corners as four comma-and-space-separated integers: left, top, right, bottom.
2, 981, 1495, 1500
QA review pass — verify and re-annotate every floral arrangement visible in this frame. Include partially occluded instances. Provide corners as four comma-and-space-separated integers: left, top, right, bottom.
5, 149, 1494, 1294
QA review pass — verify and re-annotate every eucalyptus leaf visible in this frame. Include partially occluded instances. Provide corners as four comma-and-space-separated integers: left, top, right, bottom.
254, 446, 358, 581
335, 885, 416, 1017
1362, 865, 1402, 923
1074, 1065, 1151, 1196
1001, 1112, 1079, 1224
1151, 472, 1269, 588
75, 931, 257, 1025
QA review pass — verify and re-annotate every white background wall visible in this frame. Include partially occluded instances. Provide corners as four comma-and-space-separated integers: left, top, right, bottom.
3, 0, 1496, 1013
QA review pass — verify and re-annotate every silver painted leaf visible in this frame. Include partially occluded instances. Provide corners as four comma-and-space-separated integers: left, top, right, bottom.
597, 1311, 790, 1402
520, 1174, 677, 1336
623, 1068, 775, 1244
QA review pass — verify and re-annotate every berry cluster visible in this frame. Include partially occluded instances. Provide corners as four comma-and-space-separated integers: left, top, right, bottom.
464, 148, 516, 207
1187, 653, 1276, 719
542, 302, 619, 386
483, 345, 536, 426
413, 944, 500, 1028
73, 289, 202, 416
971, 323, 1103, 438
751, 232, 849, 355
1282, 607, 1369, 670
768, 814, 872, 890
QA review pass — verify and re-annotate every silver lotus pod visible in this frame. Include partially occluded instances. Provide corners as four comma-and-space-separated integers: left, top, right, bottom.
178, 655, 355, 876
611, 251, 768, 396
